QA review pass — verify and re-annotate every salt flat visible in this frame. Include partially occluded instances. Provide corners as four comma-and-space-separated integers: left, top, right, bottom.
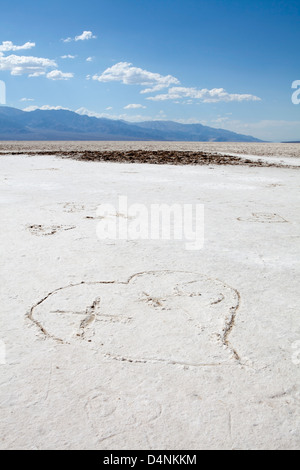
0, 141, 300, 158
0, 152, 299, 450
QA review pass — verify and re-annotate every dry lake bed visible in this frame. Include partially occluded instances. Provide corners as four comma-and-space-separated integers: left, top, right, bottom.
0, 142, 299, 450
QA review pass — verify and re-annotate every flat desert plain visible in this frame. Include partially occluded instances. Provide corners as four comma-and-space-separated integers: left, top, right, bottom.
0, 142, 299, 450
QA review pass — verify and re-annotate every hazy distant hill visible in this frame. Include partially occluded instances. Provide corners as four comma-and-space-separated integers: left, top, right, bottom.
0, 106, 262, 142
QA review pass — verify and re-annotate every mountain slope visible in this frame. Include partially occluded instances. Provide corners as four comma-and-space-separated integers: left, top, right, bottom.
0, 106, 263, 142
134, 120, 259, 142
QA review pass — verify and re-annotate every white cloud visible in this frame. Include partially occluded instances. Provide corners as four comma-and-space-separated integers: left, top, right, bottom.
62, 31, 96, 43
61, 55, 76, 59
93, 62, 180, 92
106, 106, 113, 110
75, 31, 96, 41
140, 84, 175, 94
23, 105, 70, 112
46, 70, 74, 80
147, 86, 261, 103
124, 103, 146, 109
20, 97, 34, 102
0, 54, 57, 76
76, 107, 104, 118
157, 110, 167, 118
0, 41, 35, 52
29, 71, 46, 77
86, 56, 93, 62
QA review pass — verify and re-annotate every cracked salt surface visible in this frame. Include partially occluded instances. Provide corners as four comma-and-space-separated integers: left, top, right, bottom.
217, 152, 300, 167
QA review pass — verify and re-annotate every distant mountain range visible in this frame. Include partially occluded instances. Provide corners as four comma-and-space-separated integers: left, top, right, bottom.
0, 106, 262, 142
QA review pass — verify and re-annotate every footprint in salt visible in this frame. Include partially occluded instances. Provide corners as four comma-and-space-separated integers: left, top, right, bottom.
237, 212, 287, 223
84, 389, 162, 444
26, 224, 76, 236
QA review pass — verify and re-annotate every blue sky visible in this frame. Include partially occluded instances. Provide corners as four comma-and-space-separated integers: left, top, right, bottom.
0, 0, 299, 141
